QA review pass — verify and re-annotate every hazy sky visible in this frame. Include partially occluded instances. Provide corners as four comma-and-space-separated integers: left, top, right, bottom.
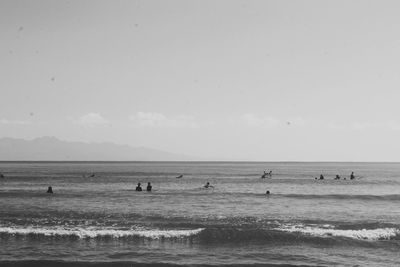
1, 0, 400, 161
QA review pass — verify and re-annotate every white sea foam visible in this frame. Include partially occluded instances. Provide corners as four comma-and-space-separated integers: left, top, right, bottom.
0, 226, 204, 239
276, 224, 399, 240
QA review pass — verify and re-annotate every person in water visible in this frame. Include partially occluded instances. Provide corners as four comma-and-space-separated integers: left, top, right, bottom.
47, 186, 53, 193
146, 182, 152, 192
136, 183, 142, 191
266, 190, 270, 195
262, 170, 272, 179
335, 175, 340, 180
319, 174, 324, 180
350, 172, 355, 180
204, 182, 214, 188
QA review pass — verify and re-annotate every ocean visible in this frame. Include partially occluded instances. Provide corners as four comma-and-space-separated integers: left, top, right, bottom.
0, 161, 399, 266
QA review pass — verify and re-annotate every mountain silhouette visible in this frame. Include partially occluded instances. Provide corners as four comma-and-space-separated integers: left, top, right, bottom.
0, 136, 196, 161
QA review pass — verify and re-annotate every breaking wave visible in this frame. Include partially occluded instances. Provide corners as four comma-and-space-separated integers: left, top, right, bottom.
0, 226, 204, 239
279, 194, 400, 201
1, 222, 398, 243
275, 223, 400, 240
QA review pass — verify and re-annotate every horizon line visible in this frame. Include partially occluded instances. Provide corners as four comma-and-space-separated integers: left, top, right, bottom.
0, 160, 399, 164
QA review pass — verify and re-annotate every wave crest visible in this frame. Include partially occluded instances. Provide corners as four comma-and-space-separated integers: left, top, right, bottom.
281, 194, 400, 201
276, 224, 399, 240
0, 226, 204, 239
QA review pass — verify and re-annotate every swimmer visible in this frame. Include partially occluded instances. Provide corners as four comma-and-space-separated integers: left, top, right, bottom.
266, 190, 270, 195
47, 186, 53, 194
350, 172, 355, 180
135, 183, 142, 191
319, 174, 324, 180
146, 182, 152, 192
335, 175, 340, 180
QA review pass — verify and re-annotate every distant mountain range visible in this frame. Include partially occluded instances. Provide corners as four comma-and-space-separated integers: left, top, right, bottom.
0, 137, 197, 161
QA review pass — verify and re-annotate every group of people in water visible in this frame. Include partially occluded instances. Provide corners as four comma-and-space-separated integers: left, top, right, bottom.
261, 170, 272, 179
135, 181, 215, 191
136, 182, 152, 192
40, 170, 355, 195
316, 172, 356, 180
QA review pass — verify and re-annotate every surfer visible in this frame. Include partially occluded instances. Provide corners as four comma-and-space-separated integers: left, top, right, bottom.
176, 174, 183, 179
350, 172, 355, 180
204, 182, 214, 189
261, 170, 266, 178
47, 186, 53, 193
319, 174, 324, 180
135, 183, 142, 191
262, 170, 272, 178
146, 182, 152, 192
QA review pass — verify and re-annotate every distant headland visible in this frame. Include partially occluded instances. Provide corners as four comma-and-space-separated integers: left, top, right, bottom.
0, 136, 197, 161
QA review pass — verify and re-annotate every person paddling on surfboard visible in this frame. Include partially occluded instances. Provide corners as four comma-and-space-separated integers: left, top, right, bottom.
204, 182, 214, 189
261, 170, 272, 178
261, 170, 266, 178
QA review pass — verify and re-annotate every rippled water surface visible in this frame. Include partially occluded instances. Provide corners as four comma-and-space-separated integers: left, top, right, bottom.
1, 161, 400, 266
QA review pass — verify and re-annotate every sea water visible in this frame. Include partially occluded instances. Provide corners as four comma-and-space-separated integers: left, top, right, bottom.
0, 162, 400, 266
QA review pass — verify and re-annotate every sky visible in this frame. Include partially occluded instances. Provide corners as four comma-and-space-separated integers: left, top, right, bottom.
1, 0, 400, 161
